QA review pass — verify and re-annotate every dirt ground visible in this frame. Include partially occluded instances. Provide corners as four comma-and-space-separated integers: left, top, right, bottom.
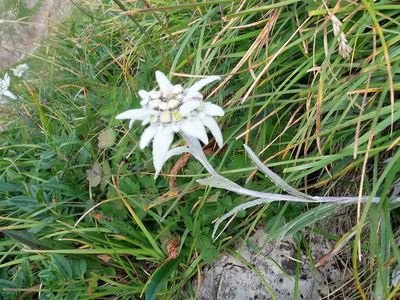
0, 0, 72, 69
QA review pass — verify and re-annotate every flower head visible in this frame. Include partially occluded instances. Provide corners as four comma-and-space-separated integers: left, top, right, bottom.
330, 14, 352, 59
0, 74, 16, 103
116, 71, 224, 177
11, 63, 29, 78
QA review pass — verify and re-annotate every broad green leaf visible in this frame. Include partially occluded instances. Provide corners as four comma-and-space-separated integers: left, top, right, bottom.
51, 254, 73, 279
72, 258, 87, 278
197, 234, 218, 263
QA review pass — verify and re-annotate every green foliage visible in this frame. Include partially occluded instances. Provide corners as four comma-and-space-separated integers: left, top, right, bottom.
145, 258, 182, 300
0, 0, 399, 298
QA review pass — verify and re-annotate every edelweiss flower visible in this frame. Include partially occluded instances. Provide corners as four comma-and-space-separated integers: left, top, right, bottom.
116, 71, 224, 177
0, 73, 16, 103
11, 63, 29, 78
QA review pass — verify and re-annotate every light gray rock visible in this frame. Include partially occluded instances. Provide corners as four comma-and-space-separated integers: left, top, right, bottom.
0, 0, 74, 130
0, 0, 73, 69
199, 230, 342, 300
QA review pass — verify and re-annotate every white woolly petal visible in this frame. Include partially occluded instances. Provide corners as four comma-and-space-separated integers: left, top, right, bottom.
164, 146, 189, 162
171, 123, 181, 132
140, 125, 159, 149
3, 90, 16, 100
155, 71, 173, 96
172, 84, 183, 95
203, 103, 224, 117
182, 119, 209, 145
179, 100, 200, 116
129, 119, 135, 129
12, 69, 21, 77
202, 116, 223, 148
153, 127, 174, 178
138, 90, 149, 102
183, 91, 203, 101
186, 76, 220, 94
116, 109, 153, 121
12, 64, 28, 77
4, 74, 10, 87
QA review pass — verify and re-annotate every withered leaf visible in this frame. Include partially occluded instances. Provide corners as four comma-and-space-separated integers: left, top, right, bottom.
98, 128, 116, 149
86, 163, 102, 187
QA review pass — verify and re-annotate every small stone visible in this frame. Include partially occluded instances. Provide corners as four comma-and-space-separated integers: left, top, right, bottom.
149, 90, 161, 99
159, 102, 169, 111
160, 111, 171, 123
149, 99, 161, 109
168, 99, 180, 109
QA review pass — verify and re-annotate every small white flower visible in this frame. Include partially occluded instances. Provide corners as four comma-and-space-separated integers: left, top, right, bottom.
11, 63, 29, 78
116, 71, 224, 177
0, 73, 16, 103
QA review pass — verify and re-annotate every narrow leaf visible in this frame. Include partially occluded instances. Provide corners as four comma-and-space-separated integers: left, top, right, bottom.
144, 258, 181, 300
244, 144, 314, 200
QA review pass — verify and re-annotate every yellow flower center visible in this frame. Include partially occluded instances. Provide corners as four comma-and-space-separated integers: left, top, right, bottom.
150, 115, 158, 123
172, 110, 182, 122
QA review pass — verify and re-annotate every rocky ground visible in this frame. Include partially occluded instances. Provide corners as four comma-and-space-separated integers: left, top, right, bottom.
198, 229, 343, 300
0, 0, 72, 69
0, 0, 72, 130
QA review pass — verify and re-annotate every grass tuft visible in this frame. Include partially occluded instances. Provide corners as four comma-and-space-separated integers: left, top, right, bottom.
0, 0, 399, 298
